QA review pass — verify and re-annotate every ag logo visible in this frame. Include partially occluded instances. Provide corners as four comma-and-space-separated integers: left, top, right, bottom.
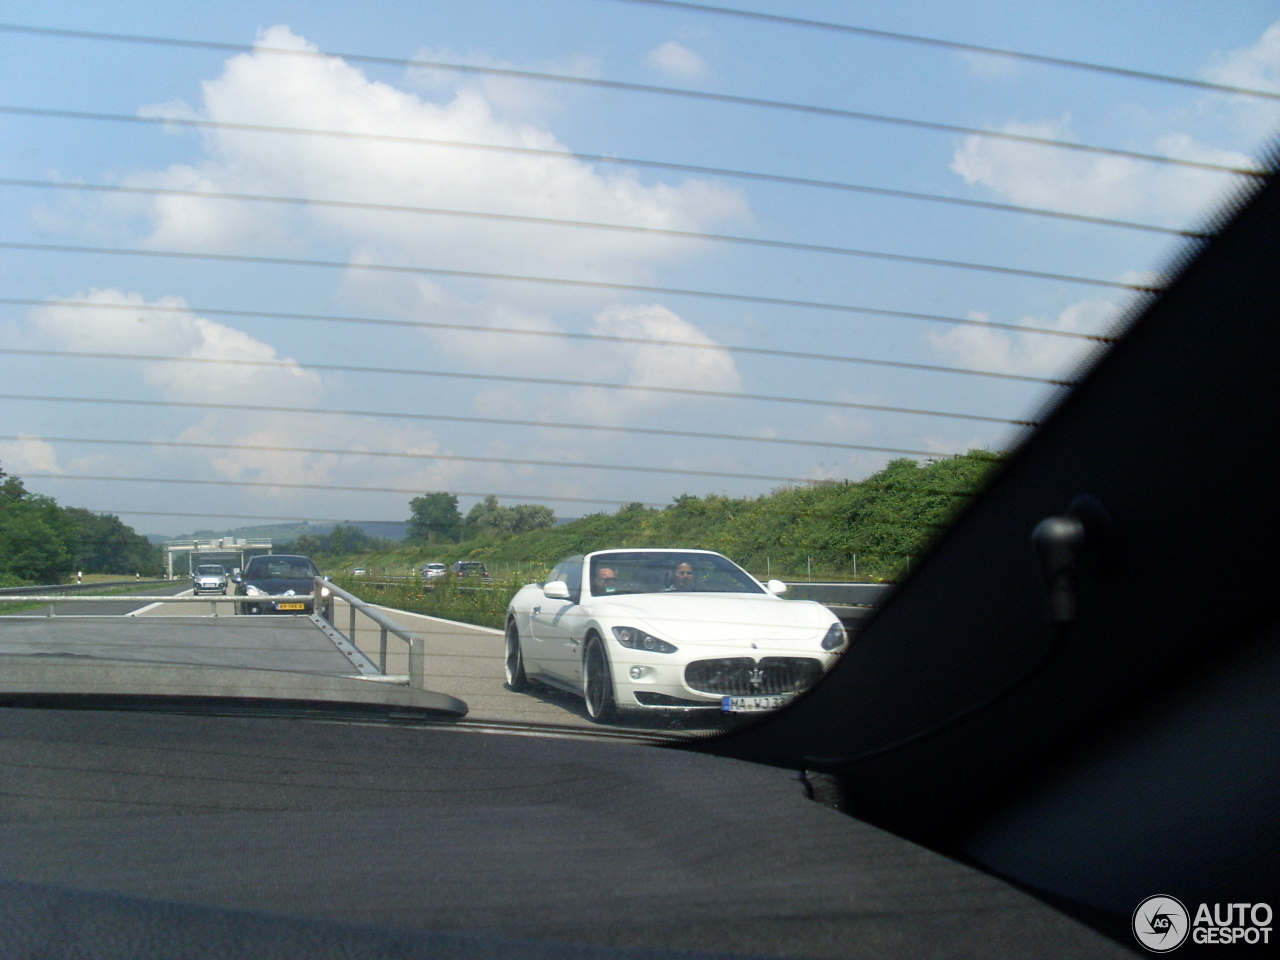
1133, 895, 1190, 952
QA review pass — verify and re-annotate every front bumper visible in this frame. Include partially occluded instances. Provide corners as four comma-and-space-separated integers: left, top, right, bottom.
239, 597, 314, 615
609, 644, 832, 712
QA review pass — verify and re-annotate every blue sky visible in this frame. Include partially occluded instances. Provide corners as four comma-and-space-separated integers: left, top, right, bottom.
2, 0, 1278, 535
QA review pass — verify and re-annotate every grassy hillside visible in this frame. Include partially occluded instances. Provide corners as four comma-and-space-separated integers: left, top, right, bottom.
317, 453, 1001, 583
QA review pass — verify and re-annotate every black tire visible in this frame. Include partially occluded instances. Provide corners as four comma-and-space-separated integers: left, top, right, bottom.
582, 635, 617, 723
504, 620, 529, 691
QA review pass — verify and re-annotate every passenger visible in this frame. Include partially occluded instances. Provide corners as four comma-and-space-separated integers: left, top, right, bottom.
668, 562, 696, 592
592, 566, 619, 595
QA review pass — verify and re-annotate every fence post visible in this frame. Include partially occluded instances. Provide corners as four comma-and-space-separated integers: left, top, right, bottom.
379, 625, 388, 674
408, 633, 424, 689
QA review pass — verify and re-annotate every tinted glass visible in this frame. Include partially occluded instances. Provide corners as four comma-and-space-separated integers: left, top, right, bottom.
243, 557, 318, 580
589, 552, 763, 596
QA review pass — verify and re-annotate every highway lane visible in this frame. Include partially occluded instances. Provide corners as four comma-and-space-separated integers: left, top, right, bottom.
345, 601, 724, 734
6, 588, 723, 734
131, 593, 603, 727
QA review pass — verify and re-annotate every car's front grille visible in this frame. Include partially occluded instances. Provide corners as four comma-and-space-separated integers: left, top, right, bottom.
684, 656, 824, 696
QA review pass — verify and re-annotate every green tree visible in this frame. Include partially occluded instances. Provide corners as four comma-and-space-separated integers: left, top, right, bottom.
466, 495, 511, 536
408, 492, 462, 543
0, 507, 72, 585
510, 503, 555, 534
465, 497, 556, 539
62, 507, 160, 574
0, 464, 73, 584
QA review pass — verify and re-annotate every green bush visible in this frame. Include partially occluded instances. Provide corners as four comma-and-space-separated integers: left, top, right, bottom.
334, 574, 531, 631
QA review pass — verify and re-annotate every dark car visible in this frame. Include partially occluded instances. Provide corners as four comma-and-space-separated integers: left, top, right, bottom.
451, 561, 489, 580
233, 554, 320, 615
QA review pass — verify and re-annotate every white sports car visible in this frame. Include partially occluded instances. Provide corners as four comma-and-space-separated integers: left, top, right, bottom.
504, 549, 847, 722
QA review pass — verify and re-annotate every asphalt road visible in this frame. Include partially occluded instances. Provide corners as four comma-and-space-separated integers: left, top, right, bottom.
344, 601, 730, 735
2, 587, 730, 735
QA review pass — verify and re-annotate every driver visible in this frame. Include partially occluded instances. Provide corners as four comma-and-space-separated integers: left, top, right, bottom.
667, 561, 696, 592
592, 566, 619, 595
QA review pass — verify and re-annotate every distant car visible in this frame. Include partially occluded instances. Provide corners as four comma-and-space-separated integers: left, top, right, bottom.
504, 549, 846, 722
191, 564, 227, 596
351, 567, 368, 576
451, 561, 489, 580
234, 554, 320, 615
422, 563, 447, 580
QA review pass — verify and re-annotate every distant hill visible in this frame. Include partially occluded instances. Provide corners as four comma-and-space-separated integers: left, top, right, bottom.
147, 520, 410, 543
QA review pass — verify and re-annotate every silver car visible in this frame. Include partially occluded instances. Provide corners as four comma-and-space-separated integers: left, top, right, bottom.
191, 564, 228, 596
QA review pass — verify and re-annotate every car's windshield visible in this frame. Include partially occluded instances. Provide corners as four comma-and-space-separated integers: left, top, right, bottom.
243, 557, 318, 580
589, 552, 763, 596
1, 2, 1274, 742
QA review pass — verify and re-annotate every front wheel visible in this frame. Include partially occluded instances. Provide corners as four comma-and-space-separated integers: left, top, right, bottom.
504, 620, 529, 691
582, 635, 617, 723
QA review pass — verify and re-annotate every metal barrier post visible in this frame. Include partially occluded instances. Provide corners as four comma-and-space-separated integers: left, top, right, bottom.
349, 603, 356, 641
379, 626, 388, 673
408, 634, 424, 689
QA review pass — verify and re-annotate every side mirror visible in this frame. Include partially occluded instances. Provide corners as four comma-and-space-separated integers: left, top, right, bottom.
766, 579, 788, 595
232, 574, 242, 584
543, 580, 571, 600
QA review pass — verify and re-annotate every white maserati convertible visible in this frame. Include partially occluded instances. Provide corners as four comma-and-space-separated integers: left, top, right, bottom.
504, 549, 847, 722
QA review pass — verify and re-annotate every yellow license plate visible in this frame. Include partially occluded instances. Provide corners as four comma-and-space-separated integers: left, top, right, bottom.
276, 602, 306, 611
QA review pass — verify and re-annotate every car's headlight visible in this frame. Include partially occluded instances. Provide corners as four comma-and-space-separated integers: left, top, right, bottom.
320, 586, 331, 598
821, 622, 847, 651
612, 626, 678, 654
245, 585, 266, 596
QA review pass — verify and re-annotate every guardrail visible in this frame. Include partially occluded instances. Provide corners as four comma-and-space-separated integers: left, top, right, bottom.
0, 580, 170, 597
0, 593, 313, 617
318, 578, 426, 690
781, 581, 894, 630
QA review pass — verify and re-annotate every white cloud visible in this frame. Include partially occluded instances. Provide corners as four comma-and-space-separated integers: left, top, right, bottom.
0, 435, 63, 475
951, 20, 1280, 225
645, 41, 707, 79
924, 299, 1118, 380
589, 302, 740, 393
403, 46, 600, 121
950, 117, 1255, 223
512, 302, 743, 425
28, 289, 322, 407
175, 416, 458, 492
1204, 21, 1280, 137
126, 25, 745, 286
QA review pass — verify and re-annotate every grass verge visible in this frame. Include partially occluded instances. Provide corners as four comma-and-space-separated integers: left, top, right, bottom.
333, 575, 525, 631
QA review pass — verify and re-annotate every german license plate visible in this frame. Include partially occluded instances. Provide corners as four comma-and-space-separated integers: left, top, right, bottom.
275, 602, 306, 611
722, 694, 789, 713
